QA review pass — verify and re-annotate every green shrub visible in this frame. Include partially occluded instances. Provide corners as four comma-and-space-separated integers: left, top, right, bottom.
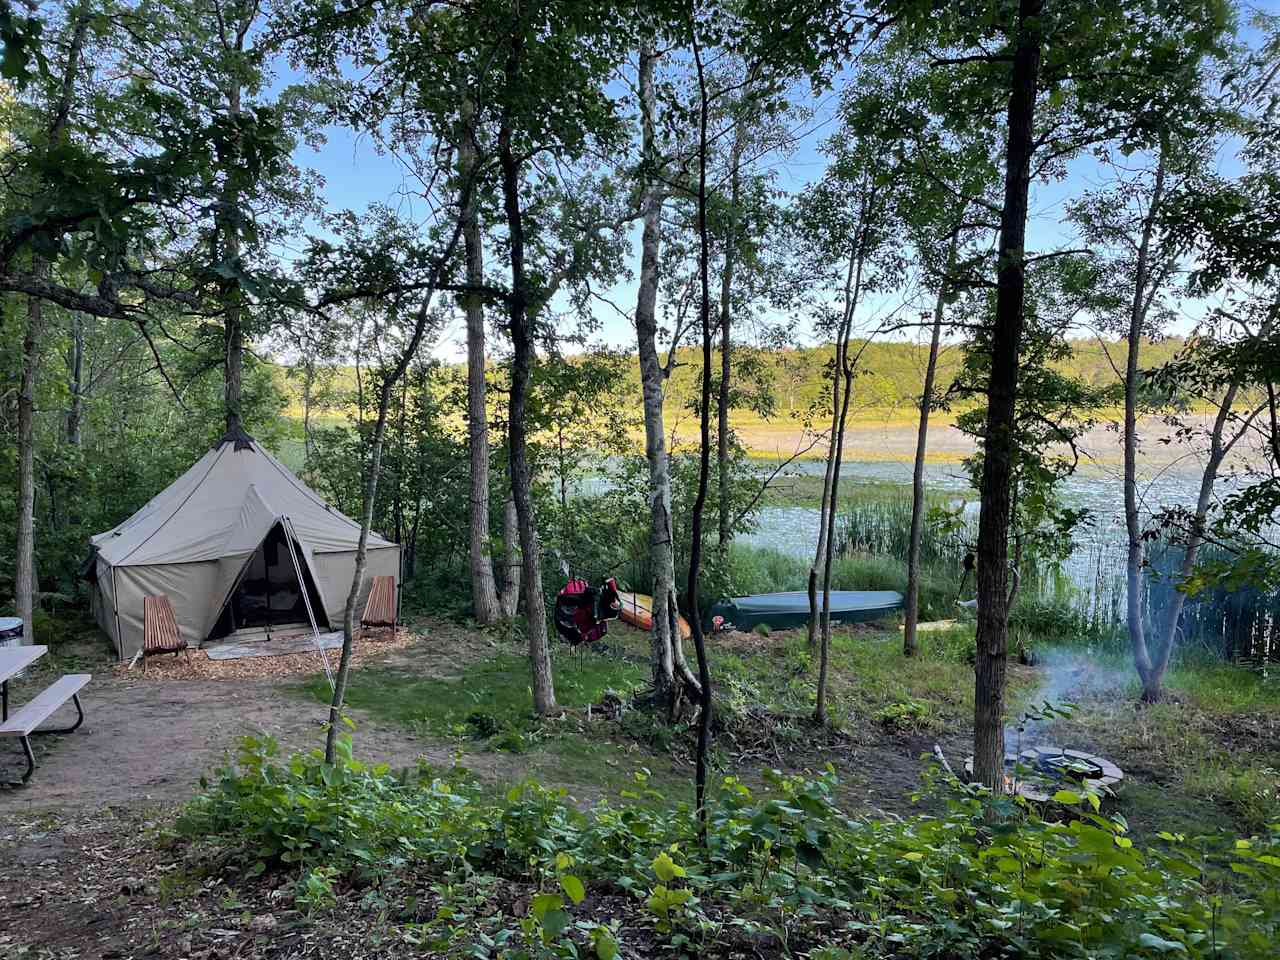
872, 698, 936, 733
183, 738, 1280, 959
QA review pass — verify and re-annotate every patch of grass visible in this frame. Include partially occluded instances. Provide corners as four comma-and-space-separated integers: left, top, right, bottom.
1166, 661, 1280, 713
829, 628, 1042, 725
759, 476, 965, 510
531, 738, 688, 808
300, 646, 648, 742
1184, 763, 1280, 833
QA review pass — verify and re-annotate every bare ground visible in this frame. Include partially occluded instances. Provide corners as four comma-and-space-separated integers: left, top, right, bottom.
0, 625, 494, 815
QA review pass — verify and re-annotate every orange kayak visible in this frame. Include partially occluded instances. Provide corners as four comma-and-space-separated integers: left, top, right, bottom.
616, 591, 691, 640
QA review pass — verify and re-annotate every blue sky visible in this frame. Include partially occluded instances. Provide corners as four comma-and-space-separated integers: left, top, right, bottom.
276, 12, 1272, 360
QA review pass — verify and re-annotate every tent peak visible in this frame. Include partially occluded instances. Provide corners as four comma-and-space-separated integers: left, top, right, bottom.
217, 424, 256, 451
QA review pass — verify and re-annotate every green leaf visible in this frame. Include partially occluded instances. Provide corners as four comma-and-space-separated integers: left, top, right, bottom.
560, 874, 586, 904
1138, 933, 1187, 953
652, 851, 685, 883
530, 892, 563, 922
543, 909, 571, 939
592, 926, 619, 960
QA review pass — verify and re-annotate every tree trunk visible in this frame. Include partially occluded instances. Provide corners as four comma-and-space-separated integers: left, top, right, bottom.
325, 388, 393, 764
324, 195, 472, 766
498, 39, 555, 715
636, 40, 699, 711
717, 126, 746, 551
1146, 376, 1242, 699
65, 312, 84, 446
807, 342, 843, 650
461, 96, 502, 625
301, 361, 316, 465
815, 210, 871, 724
16, 292, 43, 646
972, 0, 1042, 791
498, 496, 521, 618
689, 28, 714, 842
221, 78, 246, 438
904, 229, 960, 657
14, 14, 89, 646
1125, 154, 1167, 699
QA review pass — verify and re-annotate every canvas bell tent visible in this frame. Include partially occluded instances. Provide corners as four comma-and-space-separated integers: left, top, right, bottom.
86, 431, 400, 661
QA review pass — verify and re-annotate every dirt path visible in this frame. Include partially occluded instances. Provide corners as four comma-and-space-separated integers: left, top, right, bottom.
0, 627, 491, 817
0, 675, 446, 814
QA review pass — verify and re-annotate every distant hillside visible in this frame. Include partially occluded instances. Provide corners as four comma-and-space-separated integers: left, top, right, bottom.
271, 336, 1187, 436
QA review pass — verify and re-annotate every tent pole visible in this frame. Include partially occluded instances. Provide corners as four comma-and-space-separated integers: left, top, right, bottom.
265, 540, 272, 642
111, 567, 124, 661
283, 515, 334, 690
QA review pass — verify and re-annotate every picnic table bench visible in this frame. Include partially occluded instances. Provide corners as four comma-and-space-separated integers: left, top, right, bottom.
0, 645, 90, 783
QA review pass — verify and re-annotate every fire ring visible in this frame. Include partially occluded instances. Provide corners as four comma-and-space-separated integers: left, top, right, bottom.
963, 747, 1123, 803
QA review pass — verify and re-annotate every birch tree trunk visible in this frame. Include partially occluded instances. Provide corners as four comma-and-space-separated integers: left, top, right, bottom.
689, 29, 714, 840
973, 0, 1041, 790
460, 97, 502, 625
324, 217, 471, 764
904, 230, 960, 657
815, 214, 870, 724
1144, 353, 1260, 700
636, 40, 699, 712
807, 343, 842, 650
1125, 155, 1167, 699
717, 126, 746, 552
498, 35, 555, 715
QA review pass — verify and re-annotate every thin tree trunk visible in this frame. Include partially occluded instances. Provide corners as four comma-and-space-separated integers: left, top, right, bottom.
689, 26, 714, 843
1147, 371, 1252, 698
324, 210, 472, 766
717, 126, 746, 551
815, 208, 871, 724
904, 228, 960, 656
1125, 154, 1167, 697
15, 14, 89, 646
461, 96, 502, 625
973, 0, 1041, 791
807, 343, 843, 650
325, 388, 393, 763
16, 292, 43, 646
498, 496, 521, 618
65, 312, 84, 445
301, 361, 316, 465
221, 77, 246, 438
636, 39, 699, 711
498, 35, 555, 715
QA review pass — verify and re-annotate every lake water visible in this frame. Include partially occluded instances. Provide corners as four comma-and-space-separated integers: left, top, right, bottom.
742, 457, 1245, 602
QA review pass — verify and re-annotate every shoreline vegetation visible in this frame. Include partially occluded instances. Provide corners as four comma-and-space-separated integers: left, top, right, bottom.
271, 343, 1260, 472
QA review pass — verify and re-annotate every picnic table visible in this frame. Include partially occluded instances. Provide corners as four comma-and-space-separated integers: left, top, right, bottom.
0, 644, 90, 783
0, 643, 46, 722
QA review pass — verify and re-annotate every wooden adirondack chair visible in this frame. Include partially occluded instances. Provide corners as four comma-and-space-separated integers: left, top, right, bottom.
360, 576, 397, 637
142, 595, 189, 671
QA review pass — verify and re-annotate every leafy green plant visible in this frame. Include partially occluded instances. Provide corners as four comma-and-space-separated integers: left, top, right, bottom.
181, 736, 1280, 959
873, 698, 935, 733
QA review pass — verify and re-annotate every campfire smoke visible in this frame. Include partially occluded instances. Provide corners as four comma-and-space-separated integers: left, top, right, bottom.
1007, 647, 1132, 750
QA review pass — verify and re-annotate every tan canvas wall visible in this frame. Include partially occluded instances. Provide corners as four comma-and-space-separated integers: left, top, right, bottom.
91, 559, 119, 654
112, 561, 223, 660
101, 546, 400, 660
311, 546, 400, 628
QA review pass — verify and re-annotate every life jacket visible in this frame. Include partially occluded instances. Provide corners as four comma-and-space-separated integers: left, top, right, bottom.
554, 577, 622, 646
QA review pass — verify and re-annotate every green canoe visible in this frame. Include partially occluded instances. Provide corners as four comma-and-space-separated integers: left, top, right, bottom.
710, 590, 904, 631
